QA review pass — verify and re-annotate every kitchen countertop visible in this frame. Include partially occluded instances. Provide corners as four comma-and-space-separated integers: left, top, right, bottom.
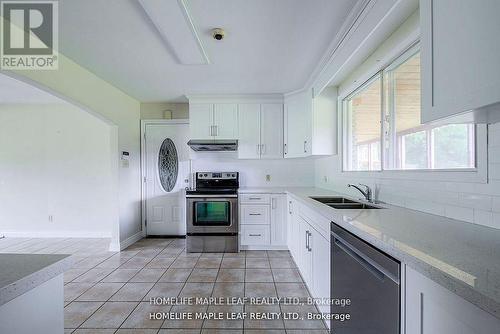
0, 253, 73, 306
239, 187, 500, 318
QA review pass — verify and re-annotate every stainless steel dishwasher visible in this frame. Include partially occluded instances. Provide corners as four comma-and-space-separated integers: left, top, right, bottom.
331, 223, 400, 333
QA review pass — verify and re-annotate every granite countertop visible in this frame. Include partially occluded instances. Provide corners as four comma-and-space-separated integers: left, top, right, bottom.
0, 253, 73, 306
239, 187, 500, 319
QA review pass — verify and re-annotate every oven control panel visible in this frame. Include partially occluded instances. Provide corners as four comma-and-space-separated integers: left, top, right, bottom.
196, 172, 238, 180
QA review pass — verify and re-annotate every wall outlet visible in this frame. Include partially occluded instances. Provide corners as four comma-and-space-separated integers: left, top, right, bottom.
266, 174, 271, 182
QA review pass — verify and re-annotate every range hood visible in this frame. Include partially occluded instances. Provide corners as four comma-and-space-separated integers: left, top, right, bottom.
187, 139, 238, 152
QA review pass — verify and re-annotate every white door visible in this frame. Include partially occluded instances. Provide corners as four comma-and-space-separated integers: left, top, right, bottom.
189, 103, 213, 139
145, 122, 190, 236
261, 103, 283, 159
238, 103, 261, 159
214, 103, 238, 139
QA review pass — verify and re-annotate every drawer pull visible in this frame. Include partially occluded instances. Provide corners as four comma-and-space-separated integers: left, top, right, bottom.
249, 234, 262, 237
249, 213, 262, 216
248, 197, 262, 200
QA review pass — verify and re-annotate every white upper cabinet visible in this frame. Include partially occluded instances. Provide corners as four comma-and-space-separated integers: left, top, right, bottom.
189, 102, 238, 139
189, 103, 214, 139
284, 87, 337, 158
188, 96, 284, 158
284, 91, 311, 158
420, 0, 500, 123
213, 104, 239, 139
238, 104, 261, 159
260, 103, 283, 159
238, 103, 283, 159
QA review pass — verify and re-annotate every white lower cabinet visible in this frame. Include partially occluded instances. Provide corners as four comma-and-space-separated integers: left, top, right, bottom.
270, 195, 287, 246
287, 195, 331, 325
298, 217, 313, 287
240, 225, 270, 246
405, 266, 500, 334
287, 198, 301, 259
240, 205, 270, 225
240, 193, 287, 249
310, 227, 330, 315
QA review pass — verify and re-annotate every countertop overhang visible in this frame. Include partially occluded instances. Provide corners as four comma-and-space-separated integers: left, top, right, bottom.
239, 186, 500, 319
0, 253, 73, 306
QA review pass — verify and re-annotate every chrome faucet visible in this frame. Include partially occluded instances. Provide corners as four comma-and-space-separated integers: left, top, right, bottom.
348, 184, 373, 203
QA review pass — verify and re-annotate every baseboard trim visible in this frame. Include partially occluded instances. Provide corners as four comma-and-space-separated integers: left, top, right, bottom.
119, 231, 143, 251
0, 231, 112, 238
240, 245, 288, 251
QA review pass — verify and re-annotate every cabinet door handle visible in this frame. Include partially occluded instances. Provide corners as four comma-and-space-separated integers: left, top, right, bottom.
210, 125, 213, 136
307, 231, 312, 251
288, 201, 292, 214
249, 213, 262, 216
284, 143, 288, 155
303, 140, 307, 153
256, 144, 260, 155
261, 144, 265, 155
249, 197, 261, 200
305, 230, 309, 250
215, 125, 218, 136
249, 234, 262, 237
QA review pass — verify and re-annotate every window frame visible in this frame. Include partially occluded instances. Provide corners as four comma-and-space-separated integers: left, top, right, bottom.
339, 42, 488, 184
342, 73, 383, 172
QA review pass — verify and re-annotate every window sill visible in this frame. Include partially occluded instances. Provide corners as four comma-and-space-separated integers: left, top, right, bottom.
341, 167, 487, 184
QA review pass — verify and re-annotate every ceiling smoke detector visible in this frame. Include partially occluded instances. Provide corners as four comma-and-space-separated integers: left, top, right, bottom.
212, 28, 225, 41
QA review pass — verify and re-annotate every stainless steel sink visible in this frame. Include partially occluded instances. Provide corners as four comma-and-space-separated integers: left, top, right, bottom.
327, 203, 381, 209
310, 197, 382, 209
310, 197, 358, 205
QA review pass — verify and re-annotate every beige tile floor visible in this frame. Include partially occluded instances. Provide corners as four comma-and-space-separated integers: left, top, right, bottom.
0, 237, 328, 334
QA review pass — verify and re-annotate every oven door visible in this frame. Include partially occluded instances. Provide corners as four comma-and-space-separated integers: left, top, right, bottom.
186, 195, 238, 234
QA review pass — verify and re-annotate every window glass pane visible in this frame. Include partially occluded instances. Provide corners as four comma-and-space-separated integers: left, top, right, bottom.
394, 53, 421, 133
433, 124, 474, 169
402, 131, 427, 169
370, 141, 381, 170
385, 49, 475, 170
344, 76, 382, 171
356, 144, 369, 170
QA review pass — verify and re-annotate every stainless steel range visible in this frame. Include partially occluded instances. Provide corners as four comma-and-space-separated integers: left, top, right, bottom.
186, 172, 239, 253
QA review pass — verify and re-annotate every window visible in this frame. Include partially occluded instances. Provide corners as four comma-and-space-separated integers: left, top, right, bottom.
343, 45, 476, 172
343, 76, 382, 171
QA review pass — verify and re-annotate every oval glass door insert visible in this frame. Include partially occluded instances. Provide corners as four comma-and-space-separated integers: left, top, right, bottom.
158, 138, 178, 192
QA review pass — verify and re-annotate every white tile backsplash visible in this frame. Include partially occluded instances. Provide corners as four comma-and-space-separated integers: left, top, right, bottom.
315, 125, 500, 229
445, 205, 474, 223
191, 155, 315, 187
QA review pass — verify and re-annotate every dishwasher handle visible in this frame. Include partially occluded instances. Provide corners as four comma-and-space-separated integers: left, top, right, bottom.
333, 234, 399, 285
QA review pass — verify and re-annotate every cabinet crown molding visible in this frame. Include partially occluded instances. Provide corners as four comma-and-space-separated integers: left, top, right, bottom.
186, 94, 284, 104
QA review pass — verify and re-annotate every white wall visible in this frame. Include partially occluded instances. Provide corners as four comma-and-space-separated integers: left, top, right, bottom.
314, 10, 500, 230
140, 103, 189, 120
191, 154, 315, 187
7, 41, 142, 248
0, 104, 115, 237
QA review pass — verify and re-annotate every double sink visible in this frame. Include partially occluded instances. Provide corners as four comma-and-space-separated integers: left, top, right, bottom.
310, 196, 382, 210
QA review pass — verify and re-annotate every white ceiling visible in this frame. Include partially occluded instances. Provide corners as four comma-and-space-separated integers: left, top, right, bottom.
0, 74, 63, 104
59, 0, 356, 102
